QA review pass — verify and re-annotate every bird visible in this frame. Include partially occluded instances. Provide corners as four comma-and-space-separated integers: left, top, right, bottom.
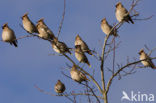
1, 23, 18, 47
75, 34, 93, 55
51, 37, 72, 55
36, 18, 55, 40
21, 13, 38, 34
75, 45, 91, 67
101, 18, 118, 37
138, 49, 156, 69
115, 2, 134, 24
54, 80, 66, 93
70, 65, 89, 83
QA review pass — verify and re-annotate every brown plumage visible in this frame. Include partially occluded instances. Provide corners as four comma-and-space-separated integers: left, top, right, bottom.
101, 18, 118, 37
51, 37, 71, 55
115, 2, 134, 24
2, 23, 18, 47
75, 45, 91, 67
54, 80, 65, 93
70, 65, 89, 83
75, 35, 93, 55
139, 49, 156, 69
36, 18, 55, 40
21, 13, 38, 34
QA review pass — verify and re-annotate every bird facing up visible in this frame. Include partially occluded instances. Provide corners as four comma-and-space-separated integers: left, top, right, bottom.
36, 18, 55, 40
70, 65, 89, 83
115, 2, 134, 24
2, 23, 18, 47
101, 18, 118, 37
75, 45, 91, 67
75, 34, 93, 55
21, 13, 38, 34
54, 80, 66, 93
51, 37, 72, 55
139, 49, 156, 69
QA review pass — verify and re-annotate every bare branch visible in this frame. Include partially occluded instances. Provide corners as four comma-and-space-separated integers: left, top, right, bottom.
133, 15, 154, 21
100, 20, 124, 94
106, 57, 156, 93
48, 53, 63, 56
34, 84, 103, 100
112, 37, 116, 75
57, 0, 66, 38
61, 53, 103, 95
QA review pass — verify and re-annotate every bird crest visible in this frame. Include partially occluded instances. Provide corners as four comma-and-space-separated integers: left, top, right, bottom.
2, 23, 8, 29
116, 2, 122, 8
138, 49, 144, 55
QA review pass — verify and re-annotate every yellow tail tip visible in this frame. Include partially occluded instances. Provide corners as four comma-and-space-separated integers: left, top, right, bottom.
89, 65, 91, 68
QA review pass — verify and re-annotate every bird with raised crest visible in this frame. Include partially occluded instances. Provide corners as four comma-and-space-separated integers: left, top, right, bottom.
75, 45, 91, 67
75, 34, 93, 56
70, 65, 89, 83
101, 18, 118, 37
51, 37, 72, 55
115, 2, 134, 24
54, 80, 66, 93
2, 23, 18, 47
36, 18, 55, 40
139, 49, 156, 69
21, 13, 38, 34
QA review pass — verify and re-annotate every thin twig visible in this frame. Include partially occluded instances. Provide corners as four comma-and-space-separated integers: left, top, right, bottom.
34, 84, 103, 100
62, 53, 103, 94
57, 0, 66, 38
133, 15, 154, 21
112, 37, 116, 75
100, 20, 124, 94
106, 57, 156, 93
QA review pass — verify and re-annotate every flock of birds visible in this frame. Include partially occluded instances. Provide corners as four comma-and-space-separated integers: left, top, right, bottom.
1, 2, 155, 94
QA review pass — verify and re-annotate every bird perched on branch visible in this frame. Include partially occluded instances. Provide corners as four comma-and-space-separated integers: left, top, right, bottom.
70, 65, 89, 83
75, 45, 91, 67
75, 34, 93, 56
36, 18, 55, 40
138, 49, 156, 69
115, 2, 134, 24
51, 37, 72, 55
2, 23, 18, 47
101, 18, 118, 37
54, 80, 66, 93
21, 13, 38, 34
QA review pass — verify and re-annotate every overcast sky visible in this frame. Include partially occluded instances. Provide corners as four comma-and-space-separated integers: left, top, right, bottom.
0, 0, 156, 103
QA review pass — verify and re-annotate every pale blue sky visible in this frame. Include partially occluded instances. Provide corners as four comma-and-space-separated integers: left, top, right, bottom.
0, 0, 156, 103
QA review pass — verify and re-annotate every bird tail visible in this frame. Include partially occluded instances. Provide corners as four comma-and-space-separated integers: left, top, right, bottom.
68, 51, 72, 55
85, 77, 90, 81
50, 34, 55, 40
113, 33, 119, 37
152, 66, 156, 69
11, 41, 18, 47
129, 19, 134, 24
128, 16, 134, 24
87, 62, 91, 68
112, 28, 119, 37
87, 51, 94, 56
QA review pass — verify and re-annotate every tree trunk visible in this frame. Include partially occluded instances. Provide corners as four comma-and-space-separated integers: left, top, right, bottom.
104, 93, 108, 103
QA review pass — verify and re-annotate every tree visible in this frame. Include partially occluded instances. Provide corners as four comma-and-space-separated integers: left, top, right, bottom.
0, 0, 155, 103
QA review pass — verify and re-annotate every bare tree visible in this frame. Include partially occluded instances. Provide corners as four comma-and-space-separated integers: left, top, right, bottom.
0, 0, 155, 103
